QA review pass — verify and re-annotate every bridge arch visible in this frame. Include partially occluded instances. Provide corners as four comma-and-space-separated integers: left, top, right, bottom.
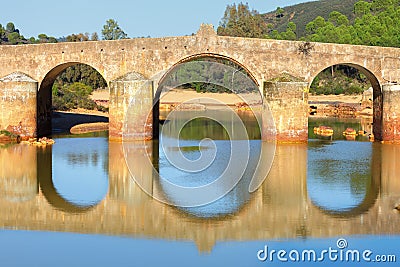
156, 53, 259, 89
150, 53, 263, 214
309, 62, 383, 140
152, 53, 263, 138
37, 62, 108, 136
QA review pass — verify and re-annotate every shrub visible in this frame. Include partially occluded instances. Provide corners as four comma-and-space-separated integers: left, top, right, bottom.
52, 82, 106, 111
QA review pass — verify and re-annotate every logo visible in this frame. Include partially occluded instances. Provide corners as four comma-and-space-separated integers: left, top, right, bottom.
122, 59, 276, 207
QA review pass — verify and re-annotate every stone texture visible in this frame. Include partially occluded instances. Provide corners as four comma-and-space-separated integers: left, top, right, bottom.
382, 84, 400, 143
264, 81, 309, 143
0, 75, 37, 138
109, 75, 153, 141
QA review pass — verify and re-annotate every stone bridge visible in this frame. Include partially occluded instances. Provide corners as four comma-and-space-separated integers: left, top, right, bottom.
1, 24, 400, 142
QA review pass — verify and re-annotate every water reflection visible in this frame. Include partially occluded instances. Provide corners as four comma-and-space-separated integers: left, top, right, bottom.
0, 144, 37, 202
309, 117, 373, 141
37, 137, 109, 212
52, 138, 109, 207
307, 140, 380, 216
0, 120, 399, 256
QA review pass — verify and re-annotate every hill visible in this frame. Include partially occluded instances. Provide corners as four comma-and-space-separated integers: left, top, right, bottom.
262, 0, 359, 37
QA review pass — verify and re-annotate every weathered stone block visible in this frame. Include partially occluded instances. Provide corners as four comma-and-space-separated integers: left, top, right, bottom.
263, 80, 309, 143
382, 84, 400, 143
109, 75, 153, 141
0, 72, 37, 138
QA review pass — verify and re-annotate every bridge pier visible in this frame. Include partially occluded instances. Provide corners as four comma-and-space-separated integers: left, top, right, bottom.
0, 73, 37, 138
263, 80, 309, 143
109, 76, 154, 141
382, 84, 400, 143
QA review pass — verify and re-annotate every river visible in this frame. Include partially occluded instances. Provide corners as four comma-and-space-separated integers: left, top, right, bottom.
0, 113, 399, 266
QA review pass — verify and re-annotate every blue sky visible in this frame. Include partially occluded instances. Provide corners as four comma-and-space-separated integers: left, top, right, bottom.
1, 0, 311, 39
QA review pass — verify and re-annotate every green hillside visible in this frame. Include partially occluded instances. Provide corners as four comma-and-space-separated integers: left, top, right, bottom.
263, 0, 359, 37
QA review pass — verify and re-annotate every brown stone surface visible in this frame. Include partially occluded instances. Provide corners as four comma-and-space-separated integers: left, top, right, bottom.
0, 77, 37, 137
264, 81, 309, 143
382, 84, 400, 143
109, 78, 153, 141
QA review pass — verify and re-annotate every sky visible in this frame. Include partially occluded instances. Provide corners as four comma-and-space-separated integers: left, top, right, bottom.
1, 0, 311, 39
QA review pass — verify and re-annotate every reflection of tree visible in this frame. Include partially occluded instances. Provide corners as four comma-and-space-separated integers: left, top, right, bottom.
163, 113, 261, 140
65, 151, 104, 168
308, 140, 373, 211
350, 172, 371, 198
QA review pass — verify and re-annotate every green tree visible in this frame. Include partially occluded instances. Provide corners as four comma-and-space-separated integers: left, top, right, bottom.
101, 19, 128, 40
52, 82, 104, 111
271, 22, 297, 40
54, 64, 107, 90
354, 0, 372, 17
0, 24, 5, 40
7, 32, 20, 44
6, 22, 15, 32
276, 7, 284, 18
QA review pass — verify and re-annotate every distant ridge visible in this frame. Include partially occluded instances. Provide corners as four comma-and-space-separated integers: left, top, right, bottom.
262, 0, 359, 37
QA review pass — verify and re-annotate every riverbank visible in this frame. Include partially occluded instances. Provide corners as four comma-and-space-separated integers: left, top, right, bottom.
159, 89, 262, 110
52, 110, 108, 134
309, 94, 372, 117
50, 92, 370, 135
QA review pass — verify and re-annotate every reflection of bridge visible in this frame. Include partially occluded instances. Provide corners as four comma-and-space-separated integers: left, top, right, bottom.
2, 25, 400, 142
0, 142, 399, 252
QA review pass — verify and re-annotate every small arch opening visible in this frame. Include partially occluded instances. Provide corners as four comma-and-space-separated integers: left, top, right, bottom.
37, 63, 109, 137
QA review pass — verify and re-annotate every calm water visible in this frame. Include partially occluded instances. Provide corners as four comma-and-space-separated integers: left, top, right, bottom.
0, 114, 399, 267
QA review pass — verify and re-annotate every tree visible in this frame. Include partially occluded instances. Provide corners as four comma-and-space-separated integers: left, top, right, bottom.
7, 32, 20, 44
6, 22, 15, 32
66, 33, 89, 42
276, 7, 284, 18
101, 19, 128, 40
354, 0, 372, 17
91, 32, 99, 41
217, 2, 268, 38
271, 22, 297, 40
0, 24, 5, 40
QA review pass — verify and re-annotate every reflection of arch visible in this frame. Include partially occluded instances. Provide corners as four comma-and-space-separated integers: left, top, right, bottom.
309, 62, 383, 140
37, 62, 108, 136
309, 143, 381, 217
37, 147, 98, 213
311, 175, 380, 217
